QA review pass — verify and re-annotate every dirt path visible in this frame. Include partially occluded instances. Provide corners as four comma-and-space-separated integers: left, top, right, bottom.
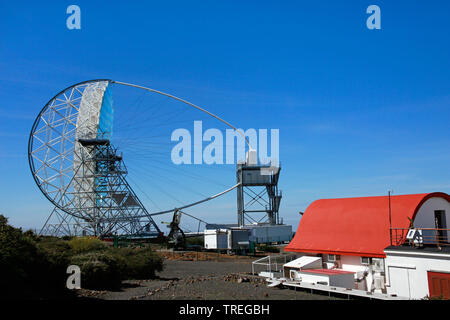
78, 259, 342, 300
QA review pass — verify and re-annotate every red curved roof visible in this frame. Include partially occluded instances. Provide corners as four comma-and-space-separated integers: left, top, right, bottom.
285, 192, 450, 258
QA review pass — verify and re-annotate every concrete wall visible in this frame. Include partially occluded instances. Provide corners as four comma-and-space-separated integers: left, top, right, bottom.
322, 254, 374, 290
414, 197, 450, 228
413, 197, 450, 241
384, 249, 450, 299
294, 271, 328, 284
328, 273, 355, 289
293, 270, 354, 289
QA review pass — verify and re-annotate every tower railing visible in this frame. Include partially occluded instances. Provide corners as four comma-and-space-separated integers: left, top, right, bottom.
390, 227, 450, 248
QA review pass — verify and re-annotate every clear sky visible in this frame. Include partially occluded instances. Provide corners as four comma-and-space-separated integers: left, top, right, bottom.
0, 1, 449, 232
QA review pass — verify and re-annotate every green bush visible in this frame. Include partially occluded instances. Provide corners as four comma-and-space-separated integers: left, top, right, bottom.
107, 247, 164, 280
0, 216, 40, 298
0, 215, 165, 295
68, 236, 107, 254
69, 246, 164, 289
70, 252, 122, 290
35, 237, 72, 291
0, 216, 75, 298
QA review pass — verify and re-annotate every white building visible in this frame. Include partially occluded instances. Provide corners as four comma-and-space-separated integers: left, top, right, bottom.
284, 192, 450, 299
204, 223, 292, 250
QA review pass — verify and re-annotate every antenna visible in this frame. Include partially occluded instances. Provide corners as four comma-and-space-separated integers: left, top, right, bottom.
388, 190, 394, 245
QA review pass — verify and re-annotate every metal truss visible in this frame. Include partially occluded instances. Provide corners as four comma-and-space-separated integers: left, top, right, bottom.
29, 79, 251, 238
40, 207, 95, 237
29, 80, 161, 238
236, 163, 282, 227
40, 140, 161, 237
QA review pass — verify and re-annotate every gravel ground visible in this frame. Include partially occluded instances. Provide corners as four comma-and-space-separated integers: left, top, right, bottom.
79, 258, 343, 300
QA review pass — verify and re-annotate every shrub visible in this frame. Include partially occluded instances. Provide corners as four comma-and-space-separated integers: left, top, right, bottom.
68, 236, 106, 254
35, 236, 72, 291
0, 216, 75, 298
70, 252, 122, 290
0, 216, 41, 298
107, 246, 164, 280
0, 215, 164, 294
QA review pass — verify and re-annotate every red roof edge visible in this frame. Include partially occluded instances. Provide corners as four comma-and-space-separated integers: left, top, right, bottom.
285, 248, 386, 258
410, 192, 450, 223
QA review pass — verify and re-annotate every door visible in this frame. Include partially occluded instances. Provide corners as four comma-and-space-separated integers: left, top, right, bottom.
389, 267, 411, 299
427, 271, 450, 299
434, 210, 448, 244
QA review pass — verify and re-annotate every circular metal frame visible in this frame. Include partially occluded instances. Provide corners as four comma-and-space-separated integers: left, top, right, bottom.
28, 79, 249, 223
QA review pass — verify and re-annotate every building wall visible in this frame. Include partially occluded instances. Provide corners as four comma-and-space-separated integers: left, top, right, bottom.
328, 273, 355, 289
204, 230, 228, 249
384, 250, 450, 299
341, 255, 375, 291
322, 254, 375, 291
294, 271, 329, 284
292, 270, 354, 288
414, 197, 450, 229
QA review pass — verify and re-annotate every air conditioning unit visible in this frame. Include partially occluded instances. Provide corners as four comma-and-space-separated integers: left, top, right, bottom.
374, 275, 385, 290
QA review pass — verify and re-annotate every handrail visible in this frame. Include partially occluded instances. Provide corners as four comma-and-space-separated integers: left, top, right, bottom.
390, 227, 450, 247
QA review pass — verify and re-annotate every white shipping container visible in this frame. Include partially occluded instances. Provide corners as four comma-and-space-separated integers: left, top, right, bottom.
204, 229, 228, 249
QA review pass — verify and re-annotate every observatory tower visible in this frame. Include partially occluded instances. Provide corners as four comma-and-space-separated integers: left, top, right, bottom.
236, 150, 282, 227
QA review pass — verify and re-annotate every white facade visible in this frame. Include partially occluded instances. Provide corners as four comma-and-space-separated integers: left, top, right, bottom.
290, 269, 355, 289
280, 193, 450, 298
413, 197, 450, 242
204, 229, 228, 249
321, 254, 374, 291
384, 248, 450, 299
204, 228, 250, 250
414, 197, 450, 228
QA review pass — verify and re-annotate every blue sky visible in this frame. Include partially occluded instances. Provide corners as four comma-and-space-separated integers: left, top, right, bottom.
0, 1, 449, 231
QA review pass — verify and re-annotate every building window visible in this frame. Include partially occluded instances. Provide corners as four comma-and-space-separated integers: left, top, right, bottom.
361, 257, 372, 265
328, 254, 339, 262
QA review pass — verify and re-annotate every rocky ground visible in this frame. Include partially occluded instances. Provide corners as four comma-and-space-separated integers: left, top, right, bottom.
77, 252, 343, 300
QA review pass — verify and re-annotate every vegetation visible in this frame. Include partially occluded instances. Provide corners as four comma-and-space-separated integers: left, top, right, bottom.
68, 236, 107, 253
107, 247, 164, 280
70, 252, 122, 290
0, 215, 164, 298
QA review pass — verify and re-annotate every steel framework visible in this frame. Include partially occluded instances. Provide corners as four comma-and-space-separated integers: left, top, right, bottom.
236, 161, 282, 227
29, 80, 161, 237
28, 79, 251, 238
